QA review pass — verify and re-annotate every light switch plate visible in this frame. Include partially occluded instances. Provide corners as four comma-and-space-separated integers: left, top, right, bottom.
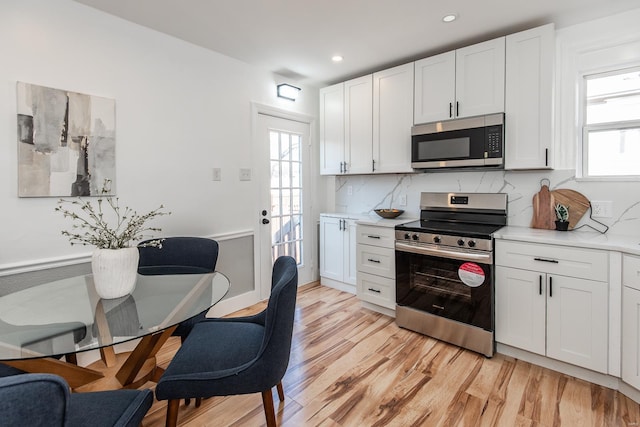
239, 168, 252, 181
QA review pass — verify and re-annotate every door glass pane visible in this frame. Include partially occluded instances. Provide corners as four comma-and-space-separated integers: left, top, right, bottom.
269, 129, 304, 265
291, 162, 301, 188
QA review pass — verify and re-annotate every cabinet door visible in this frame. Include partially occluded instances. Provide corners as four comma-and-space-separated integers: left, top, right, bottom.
505, 24, 554, 170
319, 216, 344, 281
344, 75, 373, 174
373, 63, 414, 173
414, 51, 456, 124
546, 275, 608, 374
319, 83, 344, 175
623, 286, 640, 389
455, 37, 505, 118
495, 266, 546, 355
344, 219, 358, 285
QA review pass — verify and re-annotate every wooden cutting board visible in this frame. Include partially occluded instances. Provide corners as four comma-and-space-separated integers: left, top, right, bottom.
550, 189, 590, 230
531, 184, 556, 230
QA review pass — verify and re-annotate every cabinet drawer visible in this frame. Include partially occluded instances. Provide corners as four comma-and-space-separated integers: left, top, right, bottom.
357, 272, 395, 310
495, 240, 608, 282
357, 244, 395, 279
624, 254, 640, 291
356, 225, 395, 248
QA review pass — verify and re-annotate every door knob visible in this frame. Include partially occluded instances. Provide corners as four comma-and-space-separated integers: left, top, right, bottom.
262, 218, 270, 224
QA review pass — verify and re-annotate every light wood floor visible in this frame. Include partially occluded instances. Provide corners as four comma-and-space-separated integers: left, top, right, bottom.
142, 282, 640, 426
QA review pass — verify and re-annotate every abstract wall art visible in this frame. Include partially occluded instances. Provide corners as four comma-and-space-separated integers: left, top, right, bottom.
17, 82, 116, 197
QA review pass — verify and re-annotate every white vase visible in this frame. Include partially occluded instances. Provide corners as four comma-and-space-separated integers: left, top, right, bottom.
91, 247, 140, 299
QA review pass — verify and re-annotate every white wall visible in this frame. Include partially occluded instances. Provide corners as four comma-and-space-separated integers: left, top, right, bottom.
0, 0, 319, 269
332, 9, 640, 238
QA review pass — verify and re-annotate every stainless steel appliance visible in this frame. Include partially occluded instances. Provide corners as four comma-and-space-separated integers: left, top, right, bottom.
395, 192, 507, 357
411, 113, 504, 170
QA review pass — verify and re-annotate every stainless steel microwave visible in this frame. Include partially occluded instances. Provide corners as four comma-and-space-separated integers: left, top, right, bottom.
411, 113, 504, 170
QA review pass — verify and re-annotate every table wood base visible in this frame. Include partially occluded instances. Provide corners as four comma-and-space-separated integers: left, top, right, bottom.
73, 352, 157, 392
1, 325, 177, 392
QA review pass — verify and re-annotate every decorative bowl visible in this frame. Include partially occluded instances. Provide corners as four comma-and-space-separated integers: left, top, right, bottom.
374, 209, 405, 219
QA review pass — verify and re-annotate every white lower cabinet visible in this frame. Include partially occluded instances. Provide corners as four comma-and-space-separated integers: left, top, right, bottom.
319, 215, 357, 291
623, 254, 640, 389
356, 225, 396, 311
495, 240, 609, 373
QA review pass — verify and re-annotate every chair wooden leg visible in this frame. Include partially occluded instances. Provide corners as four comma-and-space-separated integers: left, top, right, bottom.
276, 381, 285, 401
195, 397, 202, 407
185, 398, 190, 406
165, 399, 180, 427
261, 389, 277, 427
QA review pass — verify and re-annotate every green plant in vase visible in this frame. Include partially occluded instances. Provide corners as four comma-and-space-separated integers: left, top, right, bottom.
554, 203, 569, 231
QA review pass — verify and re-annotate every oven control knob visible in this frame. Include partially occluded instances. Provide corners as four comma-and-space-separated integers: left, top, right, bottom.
412, 234, 419, 241
404, 233, 411, 240
468, 240, 476, 248
457, 239, 465, 246
433, 236, 441, 244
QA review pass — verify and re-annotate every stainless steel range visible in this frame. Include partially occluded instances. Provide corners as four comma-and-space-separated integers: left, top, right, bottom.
394, 192, 507, 357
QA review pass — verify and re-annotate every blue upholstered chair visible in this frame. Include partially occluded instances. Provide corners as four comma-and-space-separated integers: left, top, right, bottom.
0, 373, 153, 426
155, 256, 298, 427
137, 236, 219, 342
0, 363, 24, 377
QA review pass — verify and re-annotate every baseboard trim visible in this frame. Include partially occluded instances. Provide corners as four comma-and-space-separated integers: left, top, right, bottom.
496, 343, 627, 394
320, 277, 356, 294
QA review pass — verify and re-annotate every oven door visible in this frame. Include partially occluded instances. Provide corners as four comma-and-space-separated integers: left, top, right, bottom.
395, 242, 493, 331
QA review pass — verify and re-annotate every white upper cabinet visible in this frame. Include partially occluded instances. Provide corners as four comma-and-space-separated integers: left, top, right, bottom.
319, 83, 344, 175
414, 51, 456, 124
414, 37, 505, 124
373, 63, 414, 173
455, 37, 506, 119
344, 75, 373, 174
505, 24, 555, 169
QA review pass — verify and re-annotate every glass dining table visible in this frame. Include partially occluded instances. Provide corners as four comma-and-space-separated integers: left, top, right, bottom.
0, 268, 229, 392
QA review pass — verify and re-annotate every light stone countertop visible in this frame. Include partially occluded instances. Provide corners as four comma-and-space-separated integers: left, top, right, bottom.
319, 212, 416, 228
494, 226, 640, 257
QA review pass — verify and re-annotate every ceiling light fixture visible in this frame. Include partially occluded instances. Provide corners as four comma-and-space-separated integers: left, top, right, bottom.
442, 14, 457, 23
277, 83, 301, 101
331, 55, 344, 63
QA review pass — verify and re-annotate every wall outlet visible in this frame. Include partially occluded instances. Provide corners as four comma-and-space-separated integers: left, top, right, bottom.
212, 168, 221, 181
591, 200, 613, 218
399, 194, 407, 206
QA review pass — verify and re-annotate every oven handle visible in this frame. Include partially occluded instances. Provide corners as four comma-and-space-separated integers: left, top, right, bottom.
395, 241, 493, 264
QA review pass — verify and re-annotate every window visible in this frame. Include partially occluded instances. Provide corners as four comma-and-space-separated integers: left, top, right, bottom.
582, 67, 640, 178
269, 130, 303, 264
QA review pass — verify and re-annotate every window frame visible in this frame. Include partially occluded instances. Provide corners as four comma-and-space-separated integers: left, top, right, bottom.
579, 65, 640, 181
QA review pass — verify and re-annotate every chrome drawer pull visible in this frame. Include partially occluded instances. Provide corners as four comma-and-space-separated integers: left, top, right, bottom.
367, 235, 381, 239
368, 288, 381, 293
367, 258, 381, 263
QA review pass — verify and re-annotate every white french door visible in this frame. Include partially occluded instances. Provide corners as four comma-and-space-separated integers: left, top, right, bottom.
255, 110, 313, 298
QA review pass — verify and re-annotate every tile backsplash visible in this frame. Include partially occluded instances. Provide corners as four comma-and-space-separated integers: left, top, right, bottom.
334, 169, 640, 238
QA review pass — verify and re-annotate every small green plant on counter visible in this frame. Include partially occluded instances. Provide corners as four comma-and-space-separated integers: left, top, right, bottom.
555, 203, 569, 222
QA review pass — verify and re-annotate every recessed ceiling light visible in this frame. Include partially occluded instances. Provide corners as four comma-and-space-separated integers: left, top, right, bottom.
442, 14, 457, 23
332, 55, 344, 63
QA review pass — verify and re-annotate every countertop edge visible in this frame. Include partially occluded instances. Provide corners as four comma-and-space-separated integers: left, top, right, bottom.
494, 226, 640, 257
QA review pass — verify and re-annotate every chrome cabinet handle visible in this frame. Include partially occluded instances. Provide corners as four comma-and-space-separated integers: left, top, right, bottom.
368, 288, 381, 294
367, 235, 381, 239
367, 258, 381, 263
